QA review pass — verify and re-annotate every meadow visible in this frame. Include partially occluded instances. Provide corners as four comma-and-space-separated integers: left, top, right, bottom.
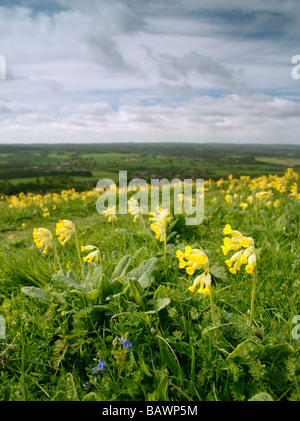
0, 145, 300, 402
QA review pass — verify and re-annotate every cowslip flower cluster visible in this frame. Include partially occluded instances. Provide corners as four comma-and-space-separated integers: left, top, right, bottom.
128, 197, 142, 222
176, 246, 208, 276
103, 205, 118, 223
222, 224, 256, 275
176, 246, 211, 295
56, 219, 76, 246
149, 206, 171, 242
81, 245, 100, 263
33, 228, 53, 254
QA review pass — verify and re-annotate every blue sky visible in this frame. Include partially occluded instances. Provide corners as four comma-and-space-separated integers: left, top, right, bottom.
0, 0, 299, 144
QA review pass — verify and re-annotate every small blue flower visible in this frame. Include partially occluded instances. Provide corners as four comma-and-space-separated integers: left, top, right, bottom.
118, 337, 132, 350
92, 359, 106, 374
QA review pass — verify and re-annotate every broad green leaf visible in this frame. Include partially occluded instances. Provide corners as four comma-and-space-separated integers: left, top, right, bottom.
128, 278, 144, 309
85, 289, 99, 302
249, 392, 273, 401
21, 286, 51, 305
227, 339, 261, 362
110, 255, 132, 280
66, 269, 80, 282
210, 264, 229, 282
145, 298, 171, 314
126, 257, 158, 289
52, 274, 87, 292
133, 246, 147, 260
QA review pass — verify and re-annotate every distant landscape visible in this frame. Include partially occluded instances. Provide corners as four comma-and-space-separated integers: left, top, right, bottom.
0, 143, 300, 195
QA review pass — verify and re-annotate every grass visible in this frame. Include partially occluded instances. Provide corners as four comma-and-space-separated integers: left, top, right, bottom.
0, 168, 300, 402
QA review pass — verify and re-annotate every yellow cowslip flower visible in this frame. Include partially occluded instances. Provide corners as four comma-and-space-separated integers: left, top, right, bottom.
128, 198, 142, 222
223, 224, 232, 235
222, 225, 256, 275
103, 206, 118, 223
240, 202, 248, 210
176, 246, 209, 276
56, 219, 75, 246
240, 237, 250, 248
33, 228, 53, 255
188, 272, 211, 295
245, 253, 256, 274
81, 245, 100, 263
42, 207, 50, 218
289, 183, 300, 199
149, 206, 171, 242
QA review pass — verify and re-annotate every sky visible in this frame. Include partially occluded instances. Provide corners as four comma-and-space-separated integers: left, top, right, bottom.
0, 0, 300, 145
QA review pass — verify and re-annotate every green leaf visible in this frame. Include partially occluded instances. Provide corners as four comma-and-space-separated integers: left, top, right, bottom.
66, 269, 80, 282
85, 289, 99, 302
52, 273, 87, 292
261, 343, 296, 362
157, 334, 181, 377
110, 255, 132, 280
126, 257, 158, 289
249, 392, 273, 401
21, 286, 51, 305
138, 352, 152, 377
210, 264, 229, 282
227, 339, 261, 362
65, 373, 79, 401
82, 392, 99, 401
128, 278, 144, 309
145, 298, 171, 314
133, 246, 147, 260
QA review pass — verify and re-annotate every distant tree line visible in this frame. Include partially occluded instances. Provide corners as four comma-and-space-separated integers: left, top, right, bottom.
0, 178, 97, 196
0, 168, 93, 180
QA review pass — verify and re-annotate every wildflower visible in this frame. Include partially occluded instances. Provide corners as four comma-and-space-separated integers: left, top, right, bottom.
223, 224, 232, 235
81, 245, 100, 263
33, 228, 53, 254
188, 272, 211, 295
149, 206, 171, 242
239, 202, 248, 210
92, 360, 106, 374
221, 228, 252, 256
245, 253, 256, 275
118, 337, 132, 350
56, 219, 75, 245
176, 246, 209, 276
128, 197, 142, 222
222, 225, 256, 275
42, 207, 50, 218
103, 205, 118, 223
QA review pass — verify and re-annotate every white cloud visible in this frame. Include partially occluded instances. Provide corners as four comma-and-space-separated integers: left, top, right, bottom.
0, 0, 299, 144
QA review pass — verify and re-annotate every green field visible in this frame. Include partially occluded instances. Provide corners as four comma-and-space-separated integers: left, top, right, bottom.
1, 143, 300, 196
0, 144, 300, 402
